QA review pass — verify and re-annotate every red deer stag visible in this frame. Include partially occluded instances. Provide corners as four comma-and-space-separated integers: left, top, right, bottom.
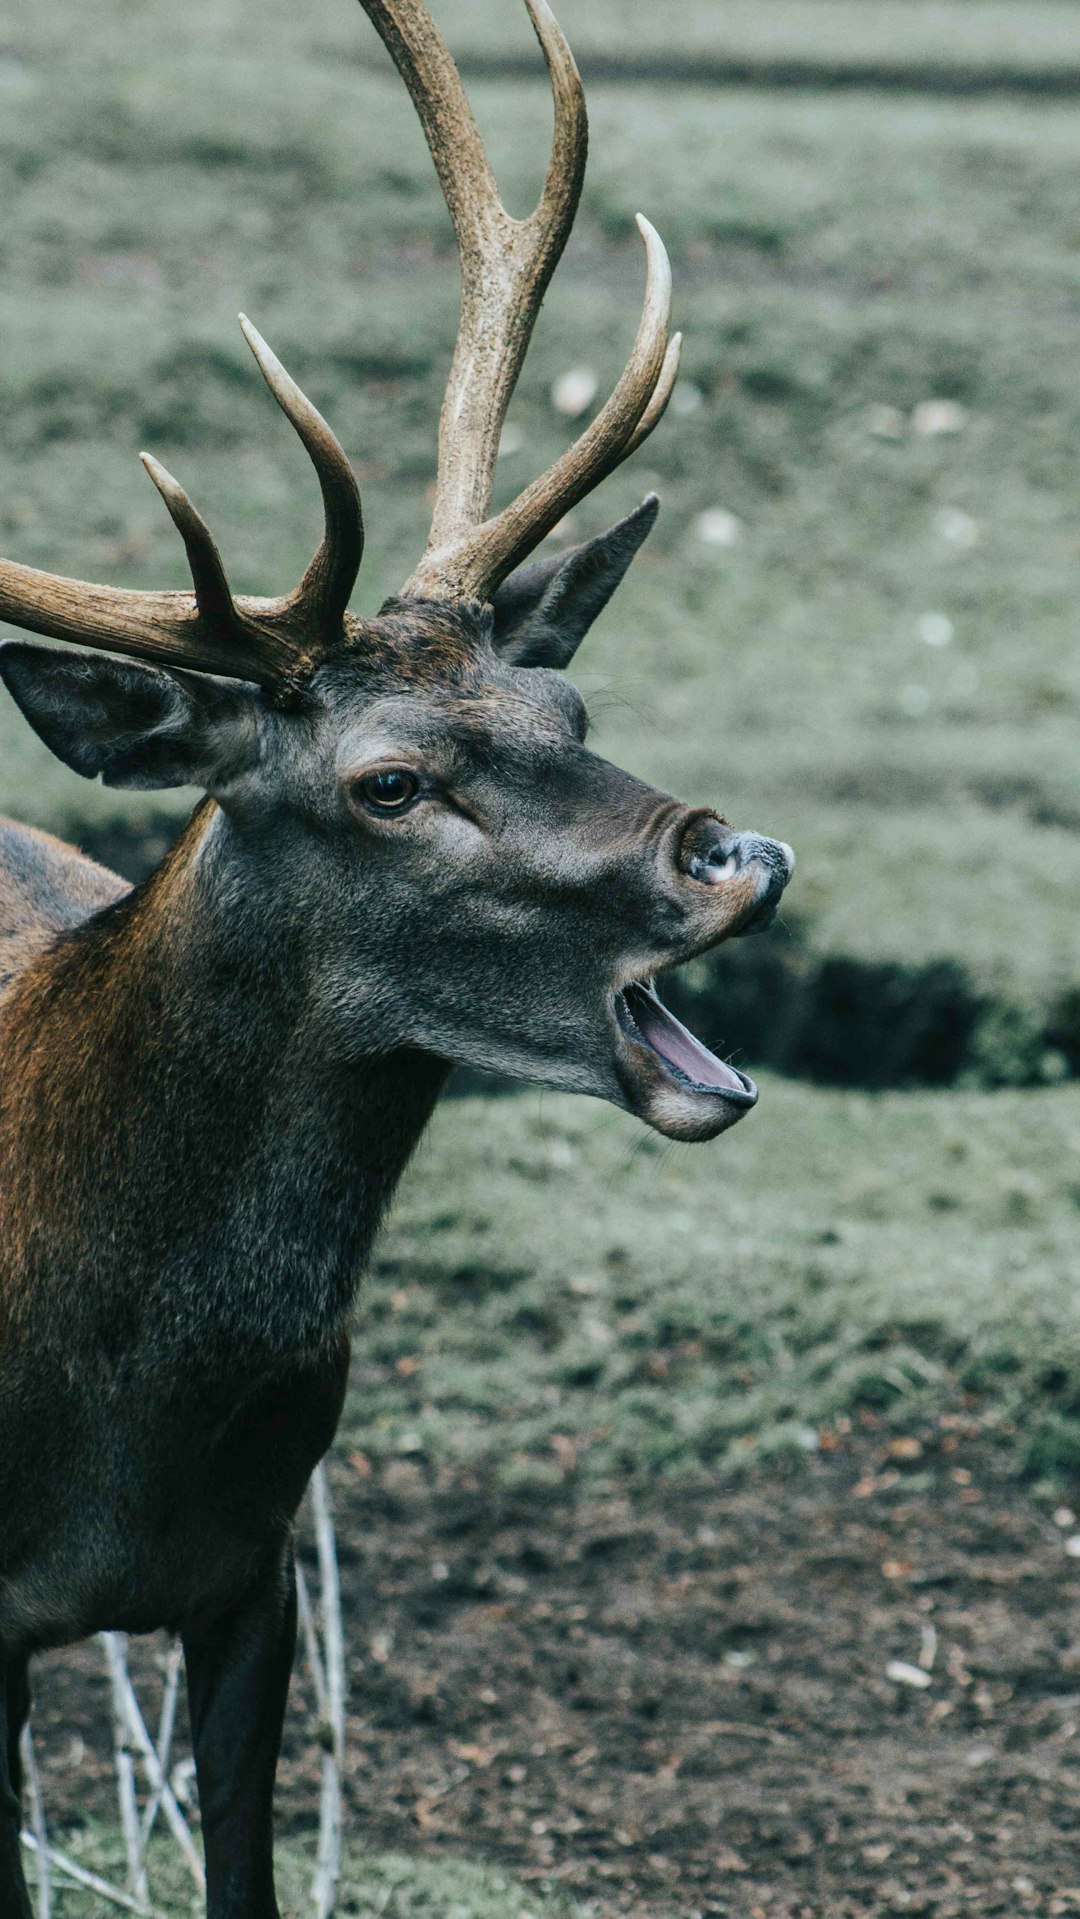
0, 2, 793, 1912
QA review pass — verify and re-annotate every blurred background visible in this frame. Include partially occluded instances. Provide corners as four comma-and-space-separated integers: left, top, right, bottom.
7, 3, 1080, 1914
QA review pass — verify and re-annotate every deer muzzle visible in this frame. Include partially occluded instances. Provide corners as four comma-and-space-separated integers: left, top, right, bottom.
677, 812, 795, 938
606, 809, 795, 1142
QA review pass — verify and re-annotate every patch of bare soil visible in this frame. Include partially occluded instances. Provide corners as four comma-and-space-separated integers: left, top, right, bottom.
29, 1423, 1080, 1918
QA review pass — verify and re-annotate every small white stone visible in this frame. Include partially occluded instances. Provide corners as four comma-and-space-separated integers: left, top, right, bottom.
551, 366, 599, 418
865, 403, 905, 441
695, 508, 743, 548
797, 1426, 820, 1452
1063, 1535, 1080, 1557
917, 611, 954, 647
886, 1659, 932, 1690
0, 57, 32, 92
913, 399, 968, 437
900, 683, 931, 716
1054, 1507, 1076, 1528
671, 380, 704, 417
936, 507, 979, 550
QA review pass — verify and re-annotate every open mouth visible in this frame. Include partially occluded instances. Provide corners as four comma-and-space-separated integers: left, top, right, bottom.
615, 980, 757, 1105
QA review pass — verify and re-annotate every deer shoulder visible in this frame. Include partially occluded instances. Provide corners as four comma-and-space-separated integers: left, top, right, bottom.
0, 819, 126, 994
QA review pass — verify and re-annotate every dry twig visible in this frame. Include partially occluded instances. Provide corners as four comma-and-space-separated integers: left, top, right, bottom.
22, 1468, 343, 1916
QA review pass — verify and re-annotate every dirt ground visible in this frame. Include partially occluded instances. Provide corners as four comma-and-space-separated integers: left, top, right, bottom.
29, 1419, 1080, 1919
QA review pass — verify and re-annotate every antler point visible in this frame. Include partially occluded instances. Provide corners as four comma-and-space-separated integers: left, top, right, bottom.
139, 452, 182, 504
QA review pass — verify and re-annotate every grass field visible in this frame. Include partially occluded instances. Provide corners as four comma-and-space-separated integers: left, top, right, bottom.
15, 2, 1080, 79
356, 1076, 1080, 1488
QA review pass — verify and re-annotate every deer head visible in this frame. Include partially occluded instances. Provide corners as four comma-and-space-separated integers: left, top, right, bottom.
0, 0, 792, 1144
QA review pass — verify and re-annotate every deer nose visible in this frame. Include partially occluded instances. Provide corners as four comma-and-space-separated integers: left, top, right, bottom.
677, 815, 795, 932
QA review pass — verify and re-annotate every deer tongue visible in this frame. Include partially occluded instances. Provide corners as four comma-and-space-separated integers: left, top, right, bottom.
624, 983, 752, 1098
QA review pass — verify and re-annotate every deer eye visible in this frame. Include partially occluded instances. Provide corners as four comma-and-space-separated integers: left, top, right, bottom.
356, 769, 420, 814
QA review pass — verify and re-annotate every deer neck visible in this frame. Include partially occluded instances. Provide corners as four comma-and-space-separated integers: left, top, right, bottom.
4, 803, 449, 1361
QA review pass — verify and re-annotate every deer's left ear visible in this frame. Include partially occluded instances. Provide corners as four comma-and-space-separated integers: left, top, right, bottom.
491, 494, 659, 669
0, 643, 265, 794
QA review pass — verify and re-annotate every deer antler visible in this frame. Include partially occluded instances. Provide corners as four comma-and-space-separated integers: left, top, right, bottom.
0, 0, 675, 683
361, 0, 680, 604
0, 320, 364, 697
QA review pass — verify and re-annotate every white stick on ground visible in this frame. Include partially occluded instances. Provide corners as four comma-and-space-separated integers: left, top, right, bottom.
18, 1723, 50, 1919
310, 1464, 346, 1919
100, 1635, 205, 1893
296, 1558, 330, 1723
20, 1834, 167, 1919
24, 1467, 345, 1917
102, 1634, 150, 1912
136, 1641, 183, 1865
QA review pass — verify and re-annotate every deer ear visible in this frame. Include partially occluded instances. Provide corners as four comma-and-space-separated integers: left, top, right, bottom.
0, 643, 264, 793
491, 494, 659, 669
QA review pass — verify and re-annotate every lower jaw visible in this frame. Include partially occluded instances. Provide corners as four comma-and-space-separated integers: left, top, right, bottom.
631, 1080, 758, 1143
614, 982, 758, 1137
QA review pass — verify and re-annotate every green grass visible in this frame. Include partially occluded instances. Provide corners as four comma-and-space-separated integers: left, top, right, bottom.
31, 1828, 575, 1918
11, 1, 1080, 77
3, 0, 1080, 1026
344, 1078, 1080, 1486
391, 1, 1080, 76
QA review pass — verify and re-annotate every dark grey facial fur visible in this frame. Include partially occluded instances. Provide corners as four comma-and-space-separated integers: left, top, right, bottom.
272, 650, 691, 1096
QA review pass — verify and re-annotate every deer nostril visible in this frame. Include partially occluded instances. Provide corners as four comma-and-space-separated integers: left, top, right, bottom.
689, 849, 738, 884
676, 814, 795, 895
677, 812, 739, 883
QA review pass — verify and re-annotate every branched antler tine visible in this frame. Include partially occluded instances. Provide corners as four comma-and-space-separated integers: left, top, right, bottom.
358, 0, 587, 554
410, 213, 672, 600
623, 331, 682, 461
239, 316, 364, 627
525, 0, 589, 258
139, 454, 238, 634
0, 558, 288, 682
359, 0, 500, 262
